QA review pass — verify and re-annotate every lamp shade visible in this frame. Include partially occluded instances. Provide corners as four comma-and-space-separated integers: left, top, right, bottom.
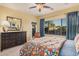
1, 20, 10, 27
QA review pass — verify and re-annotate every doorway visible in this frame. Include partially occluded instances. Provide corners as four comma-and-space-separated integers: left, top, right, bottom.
32, 22, 36, 37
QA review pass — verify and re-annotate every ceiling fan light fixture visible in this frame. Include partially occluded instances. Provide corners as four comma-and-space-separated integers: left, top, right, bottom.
36, 4, 44, 11
29, 3, 53, 12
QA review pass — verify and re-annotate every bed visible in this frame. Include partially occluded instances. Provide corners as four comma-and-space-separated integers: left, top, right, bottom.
19, 36, 66, 56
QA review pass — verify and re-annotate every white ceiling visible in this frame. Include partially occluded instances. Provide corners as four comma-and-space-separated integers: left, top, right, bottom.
0, 3, 78, 16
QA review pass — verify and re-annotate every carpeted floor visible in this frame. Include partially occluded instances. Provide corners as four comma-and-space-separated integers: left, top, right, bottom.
59, 40, 77, 56
0, 45, 23, 56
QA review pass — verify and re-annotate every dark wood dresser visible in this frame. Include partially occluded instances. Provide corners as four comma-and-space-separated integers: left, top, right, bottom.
0, 31, 26, 51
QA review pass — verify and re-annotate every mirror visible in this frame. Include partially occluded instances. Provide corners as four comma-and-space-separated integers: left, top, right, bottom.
7, 16, 22, 31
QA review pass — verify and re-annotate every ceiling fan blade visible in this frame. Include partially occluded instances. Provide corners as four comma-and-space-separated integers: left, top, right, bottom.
43, 6, 53, 10
29, 6, 36, 9
35, 3, 45, 5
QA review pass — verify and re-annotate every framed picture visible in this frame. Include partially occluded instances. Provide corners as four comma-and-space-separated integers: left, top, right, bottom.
6, 16, 22, 31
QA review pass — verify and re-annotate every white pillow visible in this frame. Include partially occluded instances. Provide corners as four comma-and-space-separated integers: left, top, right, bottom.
74, 34, 79, 53
76, 41, 79, 53
74, 34, 79, 43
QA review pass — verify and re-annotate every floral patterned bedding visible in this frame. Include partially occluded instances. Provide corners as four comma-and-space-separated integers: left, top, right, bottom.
20, 36, 66, 56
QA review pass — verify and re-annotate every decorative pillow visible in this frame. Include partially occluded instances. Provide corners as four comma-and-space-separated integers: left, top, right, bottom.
34, 32, 40, 38
74, 34, 79, 55
76, 40, 79, 53
74, 34, 79, 43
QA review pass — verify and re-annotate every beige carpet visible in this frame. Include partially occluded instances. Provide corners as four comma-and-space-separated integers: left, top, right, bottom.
0, 45, 23, 56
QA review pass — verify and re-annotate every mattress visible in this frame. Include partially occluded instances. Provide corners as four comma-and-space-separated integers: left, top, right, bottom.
20, 36, 66, 56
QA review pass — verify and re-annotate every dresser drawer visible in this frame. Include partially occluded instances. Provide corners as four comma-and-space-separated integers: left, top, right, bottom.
1, 31, 27, 51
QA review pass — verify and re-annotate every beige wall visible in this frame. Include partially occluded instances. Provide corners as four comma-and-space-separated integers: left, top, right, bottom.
0, 6, 38, 41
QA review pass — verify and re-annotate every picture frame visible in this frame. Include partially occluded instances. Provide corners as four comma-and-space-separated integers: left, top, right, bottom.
6, 16, 22, 31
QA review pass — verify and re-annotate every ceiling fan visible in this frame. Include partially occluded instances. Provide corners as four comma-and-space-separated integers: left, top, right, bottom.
29, 3, 53, 12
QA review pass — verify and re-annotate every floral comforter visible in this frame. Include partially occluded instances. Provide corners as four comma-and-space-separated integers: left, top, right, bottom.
20, 36, 66, 56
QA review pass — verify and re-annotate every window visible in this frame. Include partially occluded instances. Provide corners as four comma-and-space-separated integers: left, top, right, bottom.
45, 18, 67, 36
